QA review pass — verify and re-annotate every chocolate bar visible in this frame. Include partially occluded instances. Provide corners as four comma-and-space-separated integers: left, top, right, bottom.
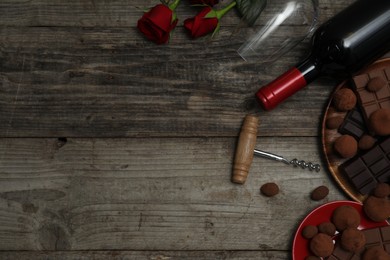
325, 226, 390, 259
338, 107, 367, 139
340, 137, 390, 195
364, 225, 390, 252
326, 245, 359, 260
352, 67, 390, 122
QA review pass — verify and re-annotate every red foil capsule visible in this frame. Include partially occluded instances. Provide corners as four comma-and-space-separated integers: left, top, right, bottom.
256, 67, 307, 110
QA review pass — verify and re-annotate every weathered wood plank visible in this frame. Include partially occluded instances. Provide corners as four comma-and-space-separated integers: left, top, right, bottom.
0, 137, 347, 251
0, 25, 339, 137
0, 0, 355, 27
0, 250, 289, 260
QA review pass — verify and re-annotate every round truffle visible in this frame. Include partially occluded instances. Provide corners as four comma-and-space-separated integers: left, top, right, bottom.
362, 246, 390, 260
331, 205, 360, 231
326, 116, 344, 130
340, 228, 366, 253
302, 225, 318, 239
363, 195, 390, 222
374, 183, 390, 198
333, 88, 357, 111
311, 186, 329, 201
318, 222, 336, 236
334, 135, 358, 158
369, 108, 390, 136
309, 233, 334, 257
260, 183, 279, 197
359, 135, 376, 150
367, 77, 386, 92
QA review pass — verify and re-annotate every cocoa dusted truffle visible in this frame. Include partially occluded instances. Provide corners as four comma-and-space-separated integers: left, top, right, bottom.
333, 135, 358, 158
369, 108, 390, 136
366, 77, 386, 92
362, 246, 390, 260
260, 182, 279, 197
340, 228, 366, 253
318, 222, 336, 236
326, 116, 344, 129
302, 225, 318, 239
363, 195, 390, 222
333, 88, 357, 111
374, 183, 390, 198
359, 135, 376, 150
311, 186, 329, 201
309, 233, 334, 257
331, 205, 360, 231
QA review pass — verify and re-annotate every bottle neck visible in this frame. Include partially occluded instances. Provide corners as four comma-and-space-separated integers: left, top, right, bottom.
296, 56, 321, 85
256, 57, 321, 110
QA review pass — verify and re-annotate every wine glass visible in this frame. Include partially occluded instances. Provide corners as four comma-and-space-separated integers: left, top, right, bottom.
237, 0, 319, 64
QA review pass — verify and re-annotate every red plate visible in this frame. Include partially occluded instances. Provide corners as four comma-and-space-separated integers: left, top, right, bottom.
292, 200, 389, 259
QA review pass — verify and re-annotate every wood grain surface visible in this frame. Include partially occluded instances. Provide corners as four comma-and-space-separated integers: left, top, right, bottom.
0, 0, 370, 259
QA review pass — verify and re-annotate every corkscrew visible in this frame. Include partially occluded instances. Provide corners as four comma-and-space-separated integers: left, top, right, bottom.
253, 149, 321, 172
232, 114, 321, 184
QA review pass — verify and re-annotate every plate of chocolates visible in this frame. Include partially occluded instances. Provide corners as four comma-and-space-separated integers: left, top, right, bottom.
292, 198, 390, 259
322, 58, 390, 202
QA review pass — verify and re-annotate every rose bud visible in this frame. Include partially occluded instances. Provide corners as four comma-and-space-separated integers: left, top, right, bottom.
137, 0, 180, 45
189, 0, 219, 6
184, 1, 236, 39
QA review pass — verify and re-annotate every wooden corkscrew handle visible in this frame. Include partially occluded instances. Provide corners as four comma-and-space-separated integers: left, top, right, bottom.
232, 114, 259, 184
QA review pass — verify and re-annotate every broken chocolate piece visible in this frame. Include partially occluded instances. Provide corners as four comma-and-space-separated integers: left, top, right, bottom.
340, 137, 390, 195
339, 108, 367, 139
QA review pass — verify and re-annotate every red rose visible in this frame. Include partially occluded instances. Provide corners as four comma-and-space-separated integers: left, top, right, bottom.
137, 4, 178, 45
184, 7, 219, 39
184, 1, 236, 39
189, 0, 219, 6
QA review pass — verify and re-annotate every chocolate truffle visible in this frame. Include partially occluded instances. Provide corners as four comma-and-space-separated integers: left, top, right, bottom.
260, 182, 279, 197
302, 225, 318, 239
333, 88, 357, 111
334, 135, 358, 158
318, 222, 336, 236
366, 77, 386, 92
311, 186, 329, 201
369, 108, 390, 136
310, 233, 334, 257
340, 228, 366, 253
362, 246, 390, 260
331, 205, 360, 231
374, 183, 390, 198
326, 116, 344, 129
363, 195, 390, 222
359, 135, 376, 150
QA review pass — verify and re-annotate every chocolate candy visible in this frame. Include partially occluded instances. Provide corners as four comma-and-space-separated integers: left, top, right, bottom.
363, 225, 390, 253
338, 108, 367, 139
326, 244, 359, 260
326, 226, 390, 259
352, 67, 390, 122
340, 137, 390, 195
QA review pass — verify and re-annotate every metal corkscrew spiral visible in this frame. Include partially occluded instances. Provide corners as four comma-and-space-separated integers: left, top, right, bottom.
289, 158, 321, 172
253, 149, 321, 172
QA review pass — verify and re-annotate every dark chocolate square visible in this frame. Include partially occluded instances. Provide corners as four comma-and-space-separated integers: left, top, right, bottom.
338, 108, 367, 139
340, 137, 390, 195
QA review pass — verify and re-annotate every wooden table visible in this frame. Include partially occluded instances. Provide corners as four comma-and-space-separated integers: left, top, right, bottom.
0, 0, 379, 259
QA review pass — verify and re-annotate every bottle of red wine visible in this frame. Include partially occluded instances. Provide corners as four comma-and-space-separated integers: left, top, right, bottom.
256, 0, 390, 110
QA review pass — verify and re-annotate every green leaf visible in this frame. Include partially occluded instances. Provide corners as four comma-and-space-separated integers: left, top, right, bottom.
236, 0, 267, 26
